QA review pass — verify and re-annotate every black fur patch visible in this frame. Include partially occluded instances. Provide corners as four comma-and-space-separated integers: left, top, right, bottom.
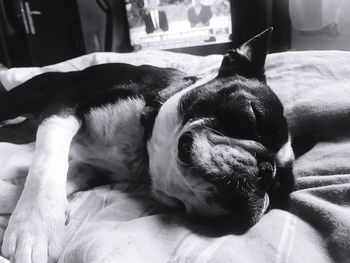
178, 76, 288, 152
0, 63, 187, 123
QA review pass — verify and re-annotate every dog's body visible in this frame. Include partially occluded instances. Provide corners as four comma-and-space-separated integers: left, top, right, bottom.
0, 28, 295, 263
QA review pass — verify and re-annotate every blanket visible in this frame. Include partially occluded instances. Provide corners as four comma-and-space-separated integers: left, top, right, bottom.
0, 50, 349, 263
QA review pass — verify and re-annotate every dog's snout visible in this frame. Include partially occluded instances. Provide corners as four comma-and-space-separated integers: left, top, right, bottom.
207, 132, 269, 156
178, 131, 194, 164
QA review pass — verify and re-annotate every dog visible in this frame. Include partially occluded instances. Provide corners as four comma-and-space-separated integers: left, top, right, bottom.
0, 28, 294, 262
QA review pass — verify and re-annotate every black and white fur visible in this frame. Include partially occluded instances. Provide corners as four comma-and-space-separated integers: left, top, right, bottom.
0, 28, 294, 263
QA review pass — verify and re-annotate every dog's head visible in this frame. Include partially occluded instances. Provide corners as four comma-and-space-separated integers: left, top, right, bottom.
145, 28, 294, 227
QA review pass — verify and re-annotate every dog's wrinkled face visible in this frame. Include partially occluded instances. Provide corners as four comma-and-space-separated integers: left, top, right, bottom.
147, 28, 294, 226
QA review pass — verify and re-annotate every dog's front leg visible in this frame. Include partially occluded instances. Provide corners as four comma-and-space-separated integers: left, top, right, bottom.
2, 115, 80, 263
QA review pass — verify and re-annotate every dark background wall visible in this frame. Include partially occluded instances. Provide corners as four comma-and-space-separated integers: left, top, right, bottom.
0, 0, 85, 67
231, 0, 291, 52
0, 0, 292, 67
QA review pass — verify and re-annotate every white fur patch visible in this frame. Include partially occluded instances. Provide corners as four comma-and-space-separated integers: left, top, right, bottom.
147, 87, 185, 206
85, 98, 145, 144
276, 135, 295, 167
70, 97, 147, 181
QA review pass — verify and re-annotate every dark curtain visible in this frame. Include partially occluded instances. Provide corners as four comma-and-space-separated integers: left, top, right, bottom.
231, 0, 291, 53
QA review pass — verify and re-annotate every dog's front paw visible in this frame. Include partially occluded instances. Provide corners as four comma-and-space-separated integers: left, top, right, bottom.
2, 195, 69, 263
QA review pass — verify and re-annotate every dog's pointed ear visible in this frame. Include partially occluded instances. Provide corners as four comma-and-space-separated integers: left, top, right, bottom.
218, 27, 273, 80
237, 27, 272, 71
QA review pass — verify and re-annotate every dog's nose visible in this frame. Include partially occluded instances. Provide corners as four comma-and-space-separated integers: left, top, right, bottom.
258, 159, 275, 191
178, 131, 193, 164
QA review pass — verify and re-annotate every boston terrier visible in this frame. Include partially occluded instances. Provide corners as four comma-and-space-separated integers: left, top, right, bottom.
0, 28, 294, 263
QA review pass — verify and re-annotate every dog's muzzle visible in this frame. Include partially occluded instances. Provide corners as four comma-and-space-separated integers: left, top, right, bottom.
177, 129, 276, 224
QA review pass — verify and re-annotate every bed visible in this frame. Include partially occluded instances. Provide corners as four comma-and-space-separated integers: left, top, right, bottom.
0, 50, 349, 263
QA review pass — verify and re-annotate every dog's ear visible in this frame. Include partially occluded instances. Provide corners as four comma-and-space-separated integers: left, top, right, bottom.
218, 27, 273, 80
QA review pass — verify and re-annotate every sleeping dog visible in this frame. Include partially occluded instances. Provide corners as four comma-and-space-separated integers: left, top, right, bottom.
0, 28, 294, 262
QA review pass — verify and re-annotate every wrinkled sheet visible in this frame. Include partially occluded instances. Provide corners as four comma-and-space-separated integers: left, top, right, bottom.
0, 50, 350, 263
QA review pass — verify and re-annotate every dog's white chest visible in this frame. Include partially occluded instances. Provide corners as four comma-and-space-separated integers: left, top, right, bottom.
69, 98, 147, 181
